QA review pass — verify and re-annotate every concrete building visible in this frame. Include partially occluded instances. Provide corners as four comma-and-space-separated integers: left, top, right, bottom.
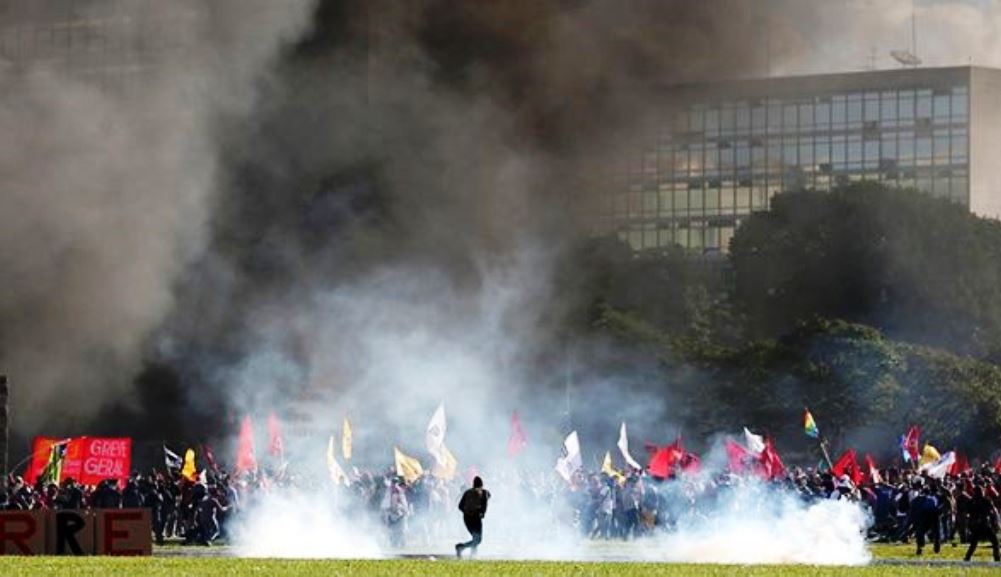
598, 66, 1001, 254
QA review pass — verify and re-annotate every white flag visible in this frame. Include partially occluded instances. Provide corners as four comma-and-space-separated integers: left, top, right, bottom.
326, 436, 350, 486
426, 404, 448, 465
163, 445, 183, 470
920, 451, 956, 480
743, 427, 765, 455
617, 423, 642, 470
327, 436, 350, 486
555, 431, 583, 482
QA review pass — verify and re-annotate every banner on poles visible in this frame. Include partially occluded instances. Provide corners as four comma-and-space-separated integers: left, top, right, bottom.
26, 437, 131, 486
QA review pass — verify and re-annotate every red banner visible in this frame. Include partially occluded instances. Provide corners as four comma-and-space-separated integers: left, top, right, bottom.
26, 437, 131, 486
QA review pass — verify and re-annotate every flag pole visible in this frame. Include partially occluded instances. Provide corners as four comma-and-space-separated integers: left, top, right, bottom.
819, 437, 834, 471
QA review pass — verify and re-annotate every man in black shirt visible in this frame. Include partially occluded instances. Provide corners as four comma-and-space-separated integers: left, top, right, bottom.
964, 485, 1000, 562
455, 476, 490, 558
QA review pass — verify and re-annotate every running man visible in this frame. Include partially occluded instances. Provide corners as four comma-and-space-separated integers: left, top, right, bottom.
455, 476, 490, 558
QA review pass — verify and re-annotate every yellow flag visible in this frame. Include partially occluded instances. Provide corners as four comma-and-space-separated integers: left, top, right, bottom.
326, 436, 349, 486
919, 443, 941, 467
181, 448, 197, 482
601, 450, 624, 482
342, 417, 352, 461
432, 445, 458, 480
394, 447, 424, 484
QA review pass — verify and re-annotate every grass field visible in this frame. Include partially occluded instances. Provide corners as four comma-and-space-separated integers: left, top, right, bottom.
0, 543, 997, 575
0, 558, 998, 577
871, 541, 999, 562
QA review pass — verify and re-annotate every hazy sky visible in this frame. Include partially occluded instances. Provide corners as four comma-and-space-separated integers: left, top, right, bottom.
778, 0, 1001, 75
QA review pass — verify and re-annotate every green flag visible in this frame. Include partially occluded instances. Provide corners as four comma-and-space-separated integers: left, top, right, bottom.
40, 441, 68, 485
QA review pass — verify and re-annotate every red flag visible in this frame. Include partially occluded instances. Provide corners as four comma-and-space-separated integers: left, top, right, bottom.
680, 452, 701, 475
725, 439, 751, 474
268, 413, 284, 459
648, 439, 684, 479
864, 453, 883, 484
758, 439, 786, 480
507, 411, 527, 457
950, 453, 970, 476
903, 426, 921, 463
202, 443, 219, 473
994, 457, 1001, 475
235, 416, 257, 474
832, 449, 863, 486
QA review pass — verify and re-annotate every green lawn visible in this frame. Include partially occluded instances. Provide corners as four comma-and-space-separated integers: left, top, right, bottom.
870, 542, 1000, 562
0, 558, 998, 577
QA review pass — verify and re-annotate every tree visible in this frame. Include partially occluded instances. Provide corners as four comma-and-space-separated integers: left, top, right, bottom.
730, 182, 1001, 358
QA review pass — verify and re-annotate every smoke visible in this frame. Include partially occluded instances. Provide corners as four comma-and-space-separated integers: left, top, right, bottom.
0, 0, 316, 433
232, 489, 383, 558
651, 482, 871, 565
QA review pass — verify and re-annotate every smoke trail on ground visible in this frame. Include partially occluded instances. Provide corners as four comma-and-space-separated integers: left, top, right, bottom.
650, 482, 871, 565
231, 490, 383, 559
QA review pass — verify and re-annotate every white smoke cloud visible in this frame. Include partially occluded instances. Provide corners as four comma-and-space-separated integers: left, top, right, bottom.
651, 482, 872, 565
231, 489, 383, 558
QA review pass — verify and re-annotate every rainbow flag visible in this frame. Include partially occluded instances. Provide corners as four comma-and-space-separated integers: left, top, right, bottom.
803, 409, 820, 439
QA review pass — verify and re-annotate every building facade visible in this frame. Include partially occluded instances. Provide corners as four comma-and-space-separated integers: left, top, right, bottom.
599, 66, 1001, 254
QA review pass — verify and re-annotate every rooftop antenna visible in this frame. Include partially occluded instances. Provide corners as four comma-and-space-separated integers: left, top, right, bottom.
890, 0, 921, 68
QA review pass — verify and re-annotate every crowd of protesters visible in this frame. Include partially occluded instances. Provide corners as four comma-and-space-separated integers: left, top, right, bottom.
1, 460, 999, 561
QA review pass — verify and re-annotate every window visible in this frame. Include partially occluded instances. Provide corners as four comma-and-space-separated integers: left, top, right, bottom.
899, 91, 915, 122
721, 106, 736, 132
783, 141, 797, 166
675, 189, 689, 211
784, 104, 798, 127
736, 143, 750, 168
719, 144, 734, 170
644, 193, 658, 214
847, 96, 863, 123
799, 102, 814, 127
864, 140, 879, 163
705, 188, 720, 214
899, 132, 915, 161
816, 101, 831, 127
705, 227, 720, 250
736, 104, 751, 130
768, 101, 782, 130
881, 134, 897, 159
800, 140, 815, 166
848, 137, 863, 163
916, 136, 932, 163
832, 95, 847, 125
952, 131, 968, 160
752, 105, 766, 129
933, 94, 951, 119
659, 190, 673, 215
705, 108, 720, 134
952, 86, 968, 117
934, 130, 950, 161
881, 93, 897, 122
917, 90, 932, 118
832, 136, 847, 165
864, 94, 880, 121
816, 141, 830, 164
720, 187, 735, 211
